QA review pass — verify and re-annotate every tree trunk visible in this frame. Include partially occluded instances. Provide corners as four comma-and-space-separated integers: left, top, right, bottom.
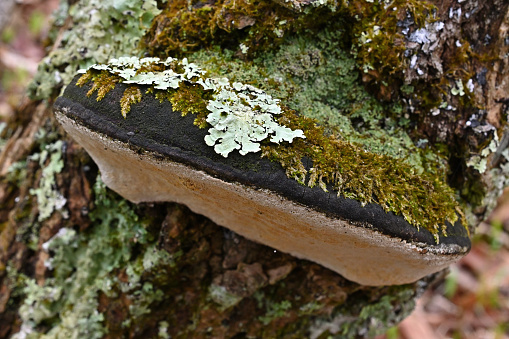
0, 0, 507, 338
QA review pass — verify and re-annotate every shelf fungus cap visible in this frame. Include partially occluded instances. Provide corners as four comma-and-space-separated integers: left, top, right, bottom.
54, 59, 470, 286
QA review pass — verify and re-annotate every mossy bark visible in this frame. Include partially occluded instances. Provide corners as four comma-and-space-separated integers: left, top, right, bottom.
0, 0, 508, 338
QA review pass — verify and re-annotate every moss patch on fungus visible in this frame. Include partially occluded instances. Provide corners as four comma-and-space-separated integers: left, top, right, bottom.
120, 86, 142, 118
82, 71, 122, 101
75, 56, 465, 238
167, 83, 213, 129
263, 110, 461, 236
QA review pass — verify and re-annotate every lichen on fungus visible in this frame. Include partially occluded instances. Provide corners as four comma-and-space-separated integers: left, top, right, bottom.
203, 81, 305, 156
77, 57, 305, 157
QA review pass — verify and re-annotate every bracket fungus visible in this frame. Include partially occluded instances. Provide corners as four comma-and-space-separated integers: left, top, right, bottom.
54, 57, 470, 286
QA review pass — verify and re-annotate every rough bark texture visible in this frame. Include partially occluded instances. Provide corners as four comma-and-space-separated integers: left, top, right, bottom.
0, 0, 507, 338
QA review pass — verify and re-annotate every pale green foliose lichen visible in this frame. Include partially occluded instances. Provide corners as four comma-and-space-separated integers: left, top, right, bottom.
204, 83, 305, 156
450, 80, 466, 97
466, 134, 499, 174
80, 56, 305, 157
158, 321, 170, 339
208, 284, 244, 310
28, 138, 67, 222
470, 130, 509, 221
6, 160, 28, 188
12, 226, 106, 339
28, 0, 161, 99
298, 301, 322, 315
10, 176, 178, 338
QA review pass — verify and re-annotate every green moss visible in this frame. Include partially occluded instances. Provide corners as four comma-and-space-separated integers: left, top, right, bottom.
142, 0, 315, 58
168, 82, 212, 128
120, 86, 143, 118
143, 0, 435, 101
262, 111, 461, 236
84, 71, 122, 101
346, 0, 434, 88
78, 68, 211, 126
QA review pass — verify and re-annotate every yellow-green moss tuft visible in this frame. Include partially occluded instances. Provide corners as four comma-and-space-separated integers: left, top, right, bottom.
142, 0, 435, 101
120, 86, 143, 118
142, 0, 324, 58
77, 70, 122, 101
76, 71, 93, 87
77, 68, 212, 129
169, 83, 211, 128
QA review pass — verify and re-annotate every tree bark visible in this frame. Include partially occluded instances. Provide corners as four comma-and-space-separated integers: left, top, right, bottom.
0, 0, 507, 338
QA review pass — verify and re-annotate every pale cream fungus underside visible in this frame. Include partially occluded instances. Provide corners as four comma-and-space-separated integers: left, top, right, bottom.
56, 110, 467, 286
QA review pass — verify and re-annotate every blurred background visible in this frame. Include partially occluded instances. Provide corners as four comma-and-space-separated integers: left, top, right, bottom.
0, 1, 508, 338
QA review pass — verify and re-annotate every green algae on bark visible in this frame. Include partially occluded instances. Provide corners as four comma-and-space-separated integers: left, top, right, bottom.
75, 56, 465, 239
